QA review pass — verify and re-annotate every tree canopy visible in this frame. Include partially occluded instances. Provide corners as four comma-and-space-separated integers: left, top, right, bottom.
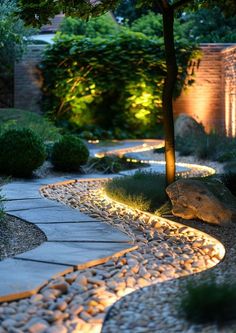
18, 0, 236, 27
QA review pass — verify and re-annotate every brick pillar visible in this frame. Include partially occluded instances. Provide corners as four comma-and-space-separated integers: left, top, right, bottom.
14, 44, 46, 113
222, 45, 236, 137
173, 44, 235, 133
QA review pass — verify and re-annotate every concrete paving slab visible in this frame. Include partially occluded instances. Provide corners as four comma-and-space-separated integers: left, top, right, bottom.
9, 206, 98, 223
15, 241, 137, 269
36, 222, 131, 243
1, 183, 41, 200
0, 259, 73, 303
4, 198, 63, 212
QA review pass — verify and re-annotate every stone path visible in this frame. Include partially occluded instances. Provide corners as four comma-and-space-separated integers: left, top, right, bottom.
0, 139, 224, 332
0, 177, 135, 303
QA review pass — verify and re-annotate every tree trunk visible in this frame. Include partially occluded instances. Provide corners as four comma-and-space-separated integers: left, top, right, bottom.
162, 7, 178, 185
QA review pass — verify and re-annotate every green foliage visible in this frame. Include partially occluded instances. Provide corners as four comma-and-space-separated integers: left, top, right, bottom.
0, 128, 46, 177
180, 280, 236, 324
60, 13, 119, 37
221, 161, 236, 196
182, 6, 236, 43
105, 171, 167, 212
0, 0, 35, 107
0, 109, 62, 141
51, 135, 89, 171
41, 31, 195, 138
122, 6, 236, 43
0, 0, 31, 68
114, 0, 148, 23
176, 132, 236, 162
86, 155, 148, 174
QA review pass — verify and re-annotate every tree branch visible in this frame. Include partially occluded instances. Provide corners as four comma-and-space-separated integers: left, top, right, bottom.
160, 0, 170, 10
172, 0, 193, 10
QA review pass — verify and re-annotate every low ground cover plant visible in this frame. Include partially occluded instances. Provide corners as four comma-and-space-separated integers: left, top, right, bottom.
0, 109, 62, 141
176, 132, 236, 162
180, 279, 236, 325
104, 171, 168, 213
85, 155, 148, 174
221, 161, 236, 196
51, 135, 89, 171
0, 128, 46, 177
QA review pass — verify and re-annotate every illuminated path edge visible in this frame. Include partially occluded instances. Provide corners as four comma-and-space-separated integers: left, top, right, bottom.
0, 140, 225, 330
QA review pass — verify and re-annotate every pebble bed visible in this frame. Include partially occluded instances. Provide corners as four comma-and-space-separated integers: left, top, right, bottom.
0, 178, 213, 333
0, 215, 46, 261
0, 157, 226, 333
0, 180, 223, 333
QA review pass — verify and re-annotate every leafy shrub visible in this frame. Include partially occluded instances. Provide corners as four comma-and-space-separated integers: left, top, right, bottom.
180, 280, 236, 324
41, 31, 196, 138
51, 135, 89, 171
85, 155, 148, 174
104, 171, 167, 212
0, 129, 46, 177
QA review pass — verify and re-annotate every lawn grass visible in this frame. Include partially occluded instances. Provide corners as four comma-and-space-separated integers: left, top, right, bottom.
104, 171, 169, 213
0, 108, 61, 141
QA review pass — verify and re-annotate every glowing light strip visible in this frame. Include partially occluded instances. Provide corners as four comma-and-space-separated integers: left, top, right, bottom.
101, 190, 225, 262
95, 140, 164, 158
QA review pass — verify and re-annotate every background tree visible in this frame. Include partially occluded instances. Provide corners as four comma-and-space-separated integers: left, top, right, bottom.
0, 0, 33, 107
18, 0, 236, 185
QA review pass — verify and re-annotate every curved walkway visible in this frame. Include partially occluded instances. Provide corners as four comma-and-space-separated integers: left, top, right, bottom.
0, 139, 225, 332
0, 176, 136, 302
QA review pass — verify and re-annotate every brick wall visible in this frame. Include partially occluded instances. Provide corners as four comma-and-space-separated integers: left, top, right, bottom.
222, 45, 236, 137
14, 45, 46, 113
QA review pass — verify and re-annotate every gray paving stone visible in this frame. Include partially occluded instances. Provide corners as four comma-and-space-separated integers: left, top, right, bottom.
36, 222, 131, 243
1, 183, 41, 200
4, 198, 63, 212
15, 242, 136, 268
9, 206, 98, 223
0, 259, 73, 302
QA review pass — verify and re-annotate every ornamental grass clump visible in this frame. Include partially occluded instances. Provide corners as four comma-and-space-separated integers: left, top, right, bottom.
0, 128, 46, 177
86, 155, 148, 174
51, 135, 89, 171
104, 171, 167, 212
180, 280, 236, 325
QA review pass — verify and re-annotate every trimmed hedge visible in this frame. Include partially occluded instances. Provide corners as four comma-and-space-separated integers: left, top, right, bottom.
51, 135, 89, 171
0, 128, 46, 177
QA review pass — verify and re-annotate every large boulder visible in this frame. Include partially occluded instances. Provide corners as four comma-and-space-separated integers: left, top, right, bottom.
166, 179, 236, 225
174, 114, 205, 139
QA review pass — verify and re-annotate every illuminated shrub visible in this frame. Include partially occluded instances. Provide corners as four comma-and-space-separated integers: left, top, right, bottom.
0, 128, 46, 177
41, 31, 195, 138
51, 135, 89, 171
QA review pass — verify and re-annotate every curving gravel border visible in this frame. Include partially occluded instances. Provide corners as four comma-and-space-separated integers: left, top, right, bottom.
40, 177, 225, 333
102, 218, 236, 333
